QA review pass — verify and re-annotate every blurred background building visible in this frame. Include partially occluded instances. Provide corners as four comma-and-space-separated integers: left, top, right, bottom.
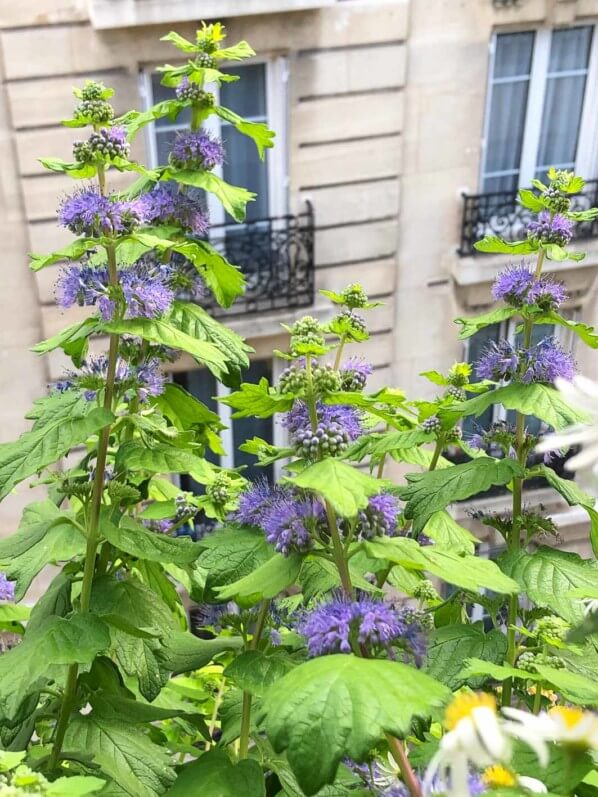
0, 0, 597, 558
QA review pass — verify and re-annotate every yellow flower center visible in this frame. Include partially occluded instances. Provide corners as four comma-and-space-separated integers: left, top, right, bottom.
549, 706, 585, 729
482, 765, 516, 788
444, 692, 496, 730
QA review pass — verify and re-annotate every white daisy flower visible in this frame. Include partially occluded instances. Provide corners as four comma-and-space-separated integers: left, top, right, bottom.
503, 705, 598, 751
482, 765, 547, 794
536, 375, 598, 473
423, 693, 511, 797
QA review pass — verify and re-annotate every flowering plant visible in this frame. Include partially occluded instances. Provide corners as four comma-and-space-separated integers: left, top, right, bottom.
0, 21, 597, 797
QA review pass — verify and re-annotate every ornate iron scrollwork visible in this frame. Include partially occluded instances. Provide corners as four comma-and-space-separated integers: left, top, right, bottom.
458, 181, 598, 256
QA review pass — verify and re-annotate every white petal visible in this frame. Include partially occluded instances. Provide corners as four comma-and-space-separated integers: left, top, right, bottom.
423, 750, 443, 796
448, 753, 470, 797
566, 441, 598, 471
474, 708, 510, 761
518, 775, 548, 793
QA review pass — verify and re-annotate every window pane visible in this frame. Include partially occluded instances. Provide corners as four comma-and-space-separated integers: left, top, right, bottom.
535, 27, 593, 176
220, 64, 267, 119
548, 26, 592, 71
482, 174, 520, 194
232, 359, 274, 482
223, 127, 269, 221
155, 129, 180, 167
494, 32, 534, 78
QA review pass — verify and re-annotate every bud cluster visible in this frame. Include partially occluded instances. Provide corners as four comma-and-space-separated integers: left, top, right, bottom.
517, 650, 565, 672
536, 616, 569, 642
421, 415, 441, 433
174, 494, 198, 521
207, 472, 233, 505
176, 79, 216, 106
413, 579, 440, 603
542, 184, 571, 214
279, 363, 307, 394
340, 283, 368, 309
334, 309, 367, 336
74, 99, 114, 124
290, 316, 325, 352
312, 364, 342, 395
73, 127, 130, 163
293, 422, 350, 460
444, 385, 467, 402
196, 51, 217, 69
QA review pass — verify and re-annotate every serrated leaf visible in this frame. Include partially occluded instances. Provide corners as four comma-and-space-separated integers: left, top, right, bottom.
0, 402, 113, 500
115, 441, 213, 481
63, 715, 175, 797
160, 31, 196, 52
220, 378, 294, 418
215, 553, 302, 605
162, 169, 255, 222
518, 188, 545, 212
216, 106, 275, 159
365, 536, 519, 594
165, 750, 265, 797
422, 510, 478, 553
197, 525, 273, 598
425, 625, 507, 689
153, 382, 222, 430
513, 740, 593, 794
289, 458, 384, 517
46, 777, 106, 796
532, 310, 598, 348
30, 239, 98, 271
500, 545, 598, 623
89, 574, 177, 639
260, 655, 449, 796
459, 658, 531, 683
533, 664, 598, 706
474, 236, 536, 255
400, 457, 523, 532
0, 501, 85, 601
455, 307, 517, 339
224, 650, 295, 697
157, 631, 243, 675
32, 317, 100, 365
101, 516, 201, 565
440, 382, 587, 432
104, 313, 228, 377
215, 41, 256, 61
345, 430, 433, 462
0, 613, 110, 720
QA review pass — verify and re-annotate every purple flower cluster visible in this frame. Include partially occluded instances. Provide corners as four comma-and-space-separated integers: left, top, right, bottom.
169, 130, 225, 171
282, 401, 364, 442
139, 184, 209, 236
233, 480, 320, 556
476, 337, 575, 383
340, 357, 374, 391
58, 188, 143, 237
357, 493, 400, 539
298, 596, 407, 657
56, 354, 165, 403
0, 572, 15, 602
527, 211, 574, 247
492, 265, 567, 310
56, 259, 178, 321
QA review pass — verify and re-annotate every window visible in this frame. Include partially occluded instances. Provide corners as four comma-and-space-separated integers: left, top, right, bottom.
481, 26, 598, 193
141, 59, 288, 222
174, 358, 277, 493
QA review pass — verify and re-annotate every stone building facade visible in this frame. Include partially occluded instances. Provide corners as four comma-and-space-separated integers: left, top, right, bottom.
0, 0, 597, 557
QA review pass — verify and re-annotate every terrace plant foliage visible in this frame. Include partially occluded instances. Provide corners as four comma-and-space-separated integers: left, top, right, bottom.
0, 20, 596, 797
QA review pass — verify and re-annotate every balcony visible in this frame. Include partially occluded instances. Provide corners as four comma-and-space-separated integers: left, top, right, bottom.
199, 202, 315, 319
89, 0, 338, 29
458, 180, 598, 257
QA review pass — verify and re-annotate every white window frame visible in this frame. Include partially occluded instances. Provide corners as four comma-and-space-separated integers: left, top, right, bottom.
139, 56, 289, 222
480, 25, 598, 190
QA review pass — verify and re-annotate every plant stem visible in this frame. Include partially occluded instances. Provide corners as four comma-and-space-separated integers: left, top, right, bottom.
205, 678, 226, 751
326, 500, 353, 597
386, 734, 423, 797
238, 600, 270, 759
50, 162, 119, 769
532, 683, 543, 714
333, 333, 347, 371
429, 438, 444, 472
502, 246, 546, 708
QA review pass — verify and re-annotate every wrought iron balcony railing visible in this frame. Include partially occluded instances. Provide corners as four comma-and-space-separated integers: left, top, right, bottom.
458, 180, 598, 257
200, 202, 315, 318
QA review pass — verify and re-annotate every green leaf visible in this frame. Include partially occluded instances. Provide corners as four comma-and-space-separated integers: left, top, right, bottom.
216, 106, 275, 159
534, 466, 598, 546
544, 242, 585, 262
288, 459, 385, 517
459, 658, 532, 683
0, 613, 110, 720
165, 750, 265, 797
116, 441, 214, 482
89, 574, 177, 638
104, 314, 228, 378
365, 536, 519, 594
220, 378, 294, 419
154, 383, 222, 430
46, 777, 106, 796
533, 664, 598, 706
260, 655, 449, 796
101, 516, 201, 566
157, 631, 243, 676
425, 624, 507, 689
400, 457, 523, 532
440, 382, 587, 432
160, 31, 196, 52
345, 430, 433, 462
0, 750, 26, 772
215, 553, 303, 605
518, 188, 545, 212
224, 650, 295, 697
63, 715, 175, 797
32, 317, 100, 366
474, 236, 536, 255
215, 41, 256, 61
500, 545, 598, 623
532, 310, 598, 348
197, 525, 273, 598
0, 401, 113, 501
454, 307, 517, 339
0, 501, 85, 601
162, 169, 255, 223
30, 238, 98, 271
513, 740, 594, 795
422, 511, 478, 554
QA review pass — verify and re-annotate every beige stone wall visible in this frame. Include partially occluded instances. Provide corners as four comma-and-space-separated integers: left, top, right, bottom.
0, 1, 408, 535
